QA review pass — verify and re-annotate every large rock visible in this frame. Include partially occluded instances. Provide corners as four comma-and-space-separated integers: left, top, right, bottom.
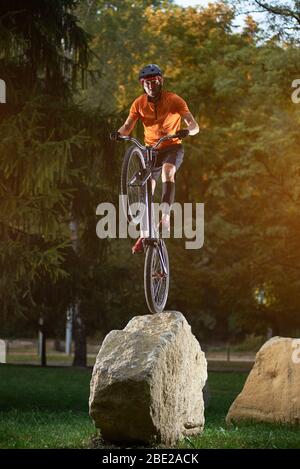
89, 311, 207, 445
226, 337, 300, 425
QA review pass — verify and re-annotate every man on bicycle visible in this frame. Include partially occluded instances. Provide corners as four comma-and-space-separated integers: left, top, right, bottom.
111, 64, 199, 253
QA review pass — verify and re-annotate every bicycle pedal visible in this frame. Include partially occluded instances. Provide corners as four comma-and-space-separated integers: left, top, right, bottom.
144, 238, 159, 247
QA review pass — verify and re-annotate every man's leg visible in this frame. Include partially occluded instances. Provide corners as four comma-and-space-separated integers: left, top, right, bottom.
161, 163, 176, 230
152, 178, 156, 194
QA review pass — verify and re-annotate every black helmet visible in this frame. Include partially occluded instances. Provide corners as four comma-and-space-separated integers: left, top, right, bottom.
138, 64, 163, 81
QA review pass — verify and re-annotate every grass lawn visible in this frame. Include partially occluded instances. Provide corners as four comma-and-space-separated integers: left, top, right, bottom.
0, 364, 299, 449
181, 373, 300, 449
0, 365, 95, 449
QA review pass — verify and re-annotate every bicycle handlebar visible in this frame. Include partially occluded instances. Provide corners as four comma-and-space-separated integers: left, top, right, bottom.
112, 132, 187, 150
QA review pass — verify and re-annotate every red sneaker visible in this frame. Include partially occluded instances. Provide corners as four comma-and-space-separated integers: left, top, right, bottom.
132, 237, 144, 254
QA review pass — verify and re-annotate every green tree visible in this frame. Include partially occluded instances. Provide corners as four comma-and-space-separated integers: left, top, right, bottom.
0, 1, 93, 363
141, 2, 300, 338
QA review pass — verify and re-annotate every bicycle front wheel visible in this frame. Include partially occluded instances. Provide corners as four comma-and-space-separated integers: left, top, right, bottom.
121, 145, 146, 225
144, 240, 169, 314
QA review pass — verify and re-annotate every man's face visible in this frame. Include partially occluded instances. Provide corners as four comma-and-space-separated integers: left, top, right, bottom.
142, 76, 162, 98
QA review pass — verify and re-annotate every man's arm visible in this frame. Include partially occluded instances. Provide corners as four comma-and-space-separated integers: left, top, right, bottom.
182, 112, 199, 136
118, 115, 138, 136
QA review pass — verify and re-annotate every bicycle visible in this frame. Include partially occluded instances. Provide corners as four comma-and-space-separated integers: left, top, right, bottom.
112, 132, 187, 314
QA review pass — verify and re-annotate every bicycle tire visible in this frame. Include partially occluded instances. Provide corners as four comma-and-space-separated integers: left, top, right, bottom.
121, 145, 146, 225
144, 240, 169, 314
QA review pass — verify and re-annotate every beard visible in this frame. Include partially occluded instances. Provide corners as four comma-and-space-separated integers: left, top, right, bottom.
144, 84, 162, 98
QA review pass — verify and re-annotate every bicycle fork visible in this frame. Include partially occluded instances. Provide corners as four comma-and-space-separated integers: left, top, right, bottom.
157, 241, 168, 277
139, 171, 154, 239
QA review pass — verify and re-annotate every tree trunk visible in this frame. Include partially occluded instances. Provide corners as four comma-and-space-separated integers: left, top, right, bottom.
41, 332, 47, 367
39, 317, 47, 367
65, 307, 73, 355
69, 217, 87, 367
72, 302, 87, 367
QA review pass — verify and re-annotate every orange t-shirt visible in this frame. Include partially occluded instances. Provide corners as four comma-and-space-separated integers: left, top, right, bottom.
129, 91, 190, 149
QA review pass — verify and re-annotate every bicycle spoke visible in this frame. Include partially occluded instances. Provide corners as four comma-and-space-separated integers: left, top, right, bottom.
151, 247, 167, 306
122, 147, 146, 224
128, 154, 144, 209
153, 278, 161, 300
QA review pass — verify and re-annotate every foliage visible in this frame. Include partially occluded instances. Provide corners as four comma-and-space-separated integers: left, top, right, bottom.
226, 0, 300, 42
2, 0, 300, 343
0, 1, 115, 340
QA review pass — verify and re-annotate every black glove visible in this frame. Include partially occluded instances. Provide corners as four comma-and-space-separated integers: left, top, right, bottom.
176, 129, 190, 139
110, 131, 121, 141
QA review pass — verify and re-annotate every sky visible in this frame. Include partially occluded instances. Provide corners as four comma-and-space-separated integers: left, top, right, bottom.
174, 0, 267, 30
175, 0, 211, 6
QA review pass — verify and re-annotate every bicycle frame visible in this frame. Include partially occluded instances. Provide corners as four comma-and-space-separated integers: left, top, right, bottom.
118, 134, 178, 276
118, 133, 178, 275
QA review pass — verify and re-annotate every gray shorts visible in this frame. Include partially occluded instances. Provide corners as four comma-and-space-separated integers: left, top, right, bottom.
151, 144, 184, 181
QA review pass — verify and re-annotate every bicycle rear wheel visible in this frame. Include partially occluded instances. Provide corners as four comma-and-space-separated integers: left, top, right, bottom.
144, 240, 169, 314
121, 145, 146, 224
